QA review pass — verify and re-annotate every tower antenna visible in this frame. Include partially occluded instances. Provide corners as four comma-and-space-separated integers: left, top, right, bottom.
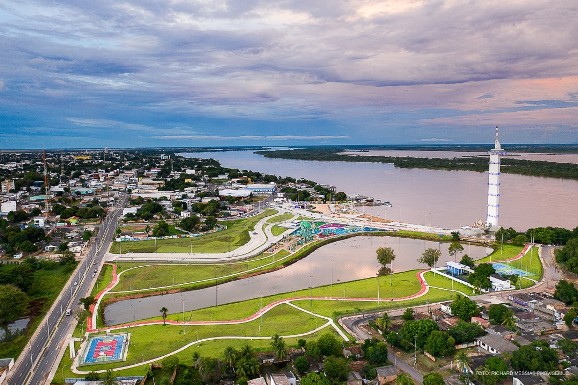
43, 150, 50, 218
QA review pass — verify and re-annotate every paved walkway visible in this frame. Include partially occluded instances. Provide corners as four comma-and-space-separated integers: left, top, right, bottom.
111, 210, 297, 263
76, 269, 432, 374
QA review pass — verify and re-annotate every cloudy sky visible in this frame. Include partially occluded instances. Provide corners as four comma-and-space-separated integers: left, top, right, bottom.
1, 0, 578, 148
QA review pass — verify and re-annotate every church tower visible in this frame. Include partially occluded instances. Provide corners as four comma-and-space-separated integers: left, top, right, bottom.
486, 127, 505, 228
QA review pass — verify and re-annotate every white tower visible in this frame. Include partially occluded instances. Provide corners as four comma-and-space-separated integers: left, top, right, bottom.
486, 127, 506, 228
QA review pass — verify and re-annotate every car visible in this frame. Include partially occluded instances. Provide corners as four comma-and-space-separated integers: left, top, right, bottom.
65, 309, 72, 316
73, 281, 78, 286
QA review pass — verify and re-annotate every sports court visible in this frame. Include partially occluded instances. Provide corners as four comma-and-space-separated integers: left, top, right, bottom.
81, 333, 130, 365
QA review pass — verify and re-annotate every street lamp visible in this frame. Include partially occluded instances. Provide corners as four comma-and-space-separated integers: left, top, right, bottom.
309, 275, 312, 307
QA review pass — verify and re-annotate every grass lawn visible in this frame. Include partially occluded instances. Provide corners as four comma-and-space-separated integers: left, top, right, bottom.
508, 246, 542, 279
110, 209, 276, 254
0, 263, 74, 360
266, 212, 293, 224
476, 244, 524, 263
271, 225, 287, 236
393, 230, 452, 242
423, 271, 476, 295
108, 249, 289, 294
59, 304, 325, 376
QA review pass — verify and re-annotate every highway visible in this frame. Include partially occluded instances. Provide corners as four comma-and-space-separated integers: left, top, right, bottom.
7, 194, 127, 385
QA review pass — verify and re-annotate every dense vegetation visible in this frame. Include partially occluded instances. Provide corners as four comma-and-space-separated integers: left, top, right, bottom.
256, 148, 578, 180
0, 256, 76, 358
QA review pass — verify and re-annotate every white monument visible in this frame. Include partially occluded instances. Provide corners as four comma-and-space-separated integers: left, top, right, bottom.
486, 127, 506, 229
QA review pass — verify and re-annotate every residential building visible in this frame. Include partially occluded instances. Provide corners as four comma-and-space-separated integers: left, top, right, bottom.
476, 334, 517, 354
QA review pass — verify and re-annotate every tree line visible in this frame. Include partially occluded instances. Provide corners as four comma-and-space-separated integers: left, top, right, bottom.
256, 148, 578, 181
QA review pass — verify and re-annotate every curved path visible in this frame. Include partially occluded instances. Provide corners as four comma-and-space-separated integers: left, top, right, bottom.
112, 210, 297, 263
75, 270, 434, 374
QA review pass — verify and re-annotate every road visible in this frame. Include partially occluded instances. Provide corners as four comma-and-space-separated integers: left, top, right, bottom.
6, 194, 127, 385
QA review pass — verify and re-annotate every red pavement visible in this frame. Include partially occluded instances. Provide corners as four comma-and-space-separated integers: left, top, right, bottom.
87, 264, 118, 331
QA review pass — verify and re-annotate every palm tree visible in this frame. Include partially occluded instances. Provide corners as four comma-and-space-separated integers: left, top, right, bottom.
145, 224, 151, 236
271, 334, 287, 360
160, 307, 168, 325
223, 346, 238, 373
102, 369, 118, 385
396, 372, 415, 385
454, 351, 469, 373
501, 314, 517, 331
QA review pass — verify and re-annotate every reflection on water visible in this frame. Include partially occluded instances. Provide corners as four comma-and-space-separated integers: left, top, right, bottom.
182, 151, 578, 230
105, 236, 490, 325
0, 318, 29, 341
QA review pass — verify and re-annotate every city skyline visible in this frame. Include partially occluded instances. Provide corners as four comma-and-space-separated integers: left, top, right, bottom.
1, 1, 578, 148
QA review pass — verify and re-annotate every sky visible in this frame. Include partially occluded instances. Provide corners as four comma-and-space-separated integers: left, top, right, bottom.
1, 0, 578, 149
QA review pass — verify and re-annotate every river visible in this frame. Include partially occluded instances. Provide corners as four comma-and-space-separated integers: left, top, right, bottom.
104, 235, 491, 325
183, 150, 578, 231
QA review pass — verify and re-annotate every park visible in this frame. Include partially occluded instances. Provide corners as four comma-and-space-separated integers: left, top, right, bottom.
51, 207, 543, 383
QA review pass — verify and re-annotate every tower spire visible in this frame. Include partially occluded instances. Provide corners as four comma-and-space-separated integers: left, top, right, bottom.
494, 126, 502, 150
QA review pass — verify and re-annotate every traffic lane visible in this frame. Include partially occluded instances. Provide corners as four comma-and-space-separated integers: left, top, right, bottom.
18, 209, 123, 385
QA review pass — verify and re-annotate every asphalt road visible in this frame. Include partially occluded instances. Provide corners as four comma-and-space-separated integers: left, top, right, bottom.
7, 194, 127, 385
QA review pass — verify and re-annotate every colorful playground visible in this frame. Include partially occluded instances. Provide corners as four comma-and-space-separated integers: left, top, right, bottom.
81, 333, 130, 365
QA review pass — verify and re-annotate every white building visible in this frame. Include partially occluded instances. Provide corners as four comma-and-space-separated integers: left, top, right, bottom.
486, 127, 506, 228
0, 200, 17, 214
490, 274, 512, 291
245, 183, 277, 194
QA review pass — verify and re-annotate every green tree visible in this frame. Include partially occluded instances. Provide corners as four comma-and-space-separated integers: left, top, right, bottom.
102, 369, 118, 385
301, 373, 331, 385
558, 338, 577, 354
556, 238, 578, 274
396, 373, 415, 385
305, 340, 321, 360
477, 357, 508, 385
153, 220, 170, 237
324, 356, 349, 384
376, 246, 396, 280
511, 341, 558, 371
160, 306, 168, 325
376, 313, 392, 332
271, 334, 287, 360
554, 280, 578, 305
468, 263, 495, 291
460, 254, 475, 268
564, 308, 577, 328
161, 355, 179, 371
448, 321, 485, 344
0, 284, 29, 327
399, 319, 439, 349
423, 372, 445, 385
454, 351, 469, 373
450, 294, 479, 322
295, 356, 310, 374
402, 308, 415, 321
425, 331, 455, 357
448, 242, 464, 262
180, 215, 200, 232
222, 346, 237, 373
79, 296, 95, 311
367, 341, 389, 365
419, 248, 441, 268
488, 304, 513, 324
317, 333, 341, 356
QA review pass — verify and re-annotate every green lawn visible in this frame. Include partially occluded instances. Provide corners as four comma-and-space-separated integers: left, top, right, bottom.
476, 244, 524, 263
266, 212, 293, 224
110, 209, 276, 254
109, 250, 289, 293
56, 304, 326, 377
271, 225, 287, 236
423, 271, 476, 295
0, 263, 74, 360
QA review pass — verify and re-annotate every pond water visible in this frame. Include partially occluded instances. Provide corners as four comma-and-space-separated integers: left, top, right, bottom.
182, 150, 578, 231
104, 235, 491, 325
0, 318, 29, 341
